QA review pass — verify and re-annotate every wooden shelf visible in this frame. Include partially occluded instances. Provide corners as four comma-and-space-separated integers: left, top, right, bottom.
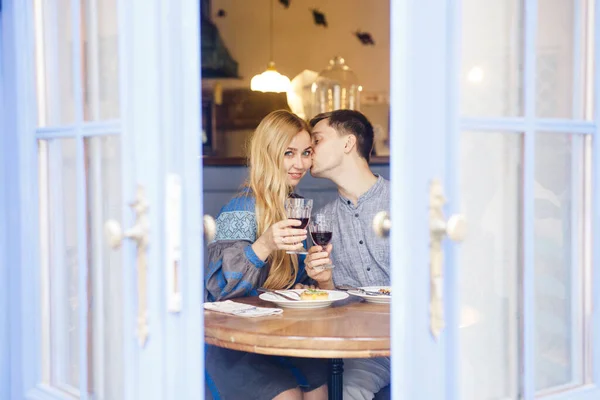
202, 156, 247, 166
202, 155, 390, 167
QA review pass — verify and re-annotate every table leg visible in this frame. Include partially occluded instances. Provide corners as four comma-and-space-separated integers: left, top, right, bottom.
328, 358, 344, 400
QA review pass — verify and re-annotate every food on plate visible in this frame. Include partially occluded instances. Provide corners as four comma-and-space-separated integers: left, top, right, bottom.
378, 288, 391, 296
300, 289, 330, 300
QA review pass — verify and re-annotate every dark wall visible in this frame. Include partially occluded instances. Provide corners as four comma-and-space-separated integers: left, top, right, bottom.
202, 165, 391, 219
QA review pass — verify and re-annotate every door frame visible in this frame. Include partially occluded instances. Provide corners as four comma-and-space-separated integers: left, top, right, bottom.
0, 4, 13, 400
1, 0, 32, 398
1, 0, 204, 399
389, 0, 457, 398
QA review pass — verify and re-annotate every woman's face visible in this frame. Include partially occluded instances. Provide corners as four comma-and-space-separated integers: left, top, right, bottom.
283, 130, 313, 187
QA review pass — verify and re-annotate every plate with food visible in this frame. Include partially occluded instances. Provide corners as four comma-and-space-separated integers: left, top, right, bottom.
346, 286, 391, 304
258, 289, 349, 309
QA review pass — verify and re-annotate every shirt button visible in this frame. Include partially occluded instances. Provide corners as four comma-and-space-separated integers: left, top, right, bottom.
347, 200, 351, 205
367, 267, 371, 271
355, 213, 359, 217
359, 240, 364, 244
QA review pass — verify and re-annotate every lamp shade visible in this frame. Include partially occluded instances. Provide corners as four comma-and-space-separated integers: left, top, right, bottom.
251, 62, 291, 93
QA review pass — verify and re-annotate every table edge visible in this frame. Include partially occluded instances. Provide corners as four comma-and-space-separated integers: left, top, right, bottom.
205, 338, 391, 359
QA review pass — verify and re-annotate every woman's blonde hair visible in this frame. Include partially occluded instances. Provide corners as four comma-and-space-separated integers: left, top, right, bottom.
246, 110, 310, 289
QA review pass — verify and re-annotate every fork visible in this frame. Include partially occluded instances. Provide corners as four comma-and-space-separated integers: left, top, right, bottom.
257, 288, 302, 301
336, 285, 388, 296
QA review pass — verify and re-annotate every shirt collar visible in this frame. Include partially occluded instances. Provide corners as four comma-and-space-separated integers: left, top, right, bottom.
338, 174, 384, 208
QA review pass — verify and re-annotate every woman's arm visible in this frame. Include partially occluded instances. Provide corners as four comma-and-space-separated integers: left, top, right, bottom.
204, 193, 307, 301
205, 240, 269, 301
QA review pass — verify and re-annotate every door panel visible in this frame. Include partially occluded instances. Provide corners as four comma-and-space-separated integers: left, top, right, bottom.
458, 0, 598, 398
37, 138, 81, 393
6, 0, 203, 398
8, 0, 127, 398
84, 135, 124, 399
33, 0, 76, 126
393, 0, 600, 399
33, 0, 125, 396
458, 131, 522, 400
535, 0, 583, 119
461, 0, 522, 117
81, 0, 119, 121
534, 133, 585, 392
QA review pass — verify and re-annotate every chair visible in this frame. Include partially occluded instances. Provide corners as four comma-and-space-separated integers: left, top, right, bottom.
374, 384, 391, 400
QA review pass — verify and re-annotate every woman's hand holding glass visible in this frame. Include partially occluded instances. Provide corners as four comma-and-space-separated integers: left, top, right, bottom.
252, 219, 308, 260
284, 198, 313, 254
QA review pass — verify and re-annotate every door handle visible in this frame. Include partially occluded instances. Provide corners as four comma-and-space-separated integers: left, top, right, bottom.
104, 185, 150, 347
373, 211, 391, 238
204, 214, 216, 242
429, 179, 466, 339
430, 213, 467, 242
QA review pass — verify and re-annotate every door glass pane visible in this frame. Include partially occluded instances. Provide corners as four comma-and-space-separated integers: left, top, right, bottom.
38, 138, 80, 392
85, 136, 124, 400
461, 0, 522, 117
535, 133, 584, 391
82, 0, 120, 120
33, 0, 76, 126
459, 132, 522, 400
38, 141, 52, 384
536, 1, 583, 119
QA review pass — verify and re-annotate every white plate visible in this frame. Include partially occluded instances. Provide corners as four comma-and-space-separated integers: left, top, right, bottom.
259, 289, 349, 309
347, 286, 391, 304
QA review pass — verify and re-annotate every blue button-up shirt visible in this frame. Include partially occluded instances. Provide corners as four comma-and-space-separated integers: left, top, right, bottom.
318, 175, 390, 287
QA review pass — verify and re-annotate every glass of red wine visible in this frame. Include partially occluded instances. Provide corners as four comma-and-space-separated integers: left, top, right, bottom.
284, 198, 313, 254
308, 213, 334, 270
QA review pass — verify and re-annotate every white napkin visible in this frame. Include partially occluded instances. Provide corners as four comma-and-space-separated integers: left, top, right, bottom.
204, 300, 283, 317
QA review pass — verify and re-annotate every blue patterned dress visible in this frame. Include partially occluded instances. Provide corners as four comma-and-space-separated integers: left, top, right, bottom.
204, 190, 327, 400
205, 189, 311, 301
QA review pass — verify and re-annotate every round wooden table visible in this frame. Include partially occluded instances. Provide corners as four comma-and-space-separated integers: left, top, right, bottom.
204, 296, 390, 400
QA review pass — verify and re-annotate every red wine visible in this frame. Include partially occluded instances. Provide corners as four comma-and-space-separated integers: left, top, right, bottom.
312, 231, 332, 246
292, 218, 309, 229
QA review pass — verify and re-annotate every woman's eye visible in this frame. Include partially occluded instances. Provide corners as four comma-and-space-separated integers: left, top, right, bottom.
313, 139, 320, 145
284, 151, 293, 157
302, 150, 312, 156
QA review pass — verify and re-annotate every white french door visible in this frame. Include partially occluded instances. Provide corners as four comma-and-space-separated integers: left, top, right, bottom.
5, 0, 599, 399
391, 0, 600, 399
2, 0, 203, 399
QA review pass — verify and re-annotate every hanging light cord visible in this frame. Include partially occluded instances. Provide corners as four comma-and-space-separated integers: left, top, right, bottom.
269, 0, 274, 62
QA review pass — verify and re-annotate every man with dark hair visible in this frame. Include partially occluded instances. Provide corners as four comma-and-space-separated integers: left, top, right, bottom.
303, 110, 391, 400
309, 110, 375, 163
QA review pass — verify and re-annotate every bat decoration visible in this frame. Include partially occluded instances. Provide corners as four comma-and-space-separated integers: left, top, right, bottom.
311, 9, 327, 27
279, 0, 290, 8
216, 9, 227, 17
355, 31, 375, 45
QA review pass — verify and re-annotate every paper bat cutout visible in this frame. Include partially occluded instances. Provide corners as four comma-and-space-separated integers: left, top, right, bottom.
355, 31, 375, 45
312, 9, 327, 27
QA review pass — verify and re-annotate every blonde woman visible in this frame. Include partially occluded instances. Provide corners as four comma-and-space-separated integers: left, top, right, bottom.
205, 110, 328, 400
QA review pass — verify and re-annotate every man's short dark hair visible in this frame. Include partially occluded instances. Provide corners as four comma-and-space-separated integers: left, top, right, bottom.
309, 110, 374, 162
